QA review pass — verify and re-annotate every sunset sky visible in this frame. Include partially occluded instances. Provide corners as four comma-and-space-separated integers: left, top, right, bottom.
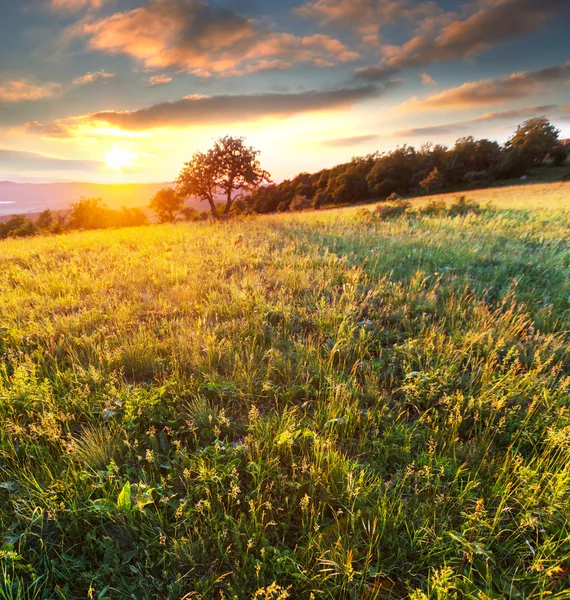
1, 0, 569, 184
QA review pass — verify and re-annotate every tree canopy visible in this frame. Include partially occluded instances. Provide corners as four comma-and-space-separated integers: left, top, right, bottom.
176, 136, 270, 218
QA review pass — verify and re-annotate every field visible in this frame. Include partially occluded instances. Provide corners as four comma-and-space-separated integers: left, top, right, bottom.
2, 182, 570, 599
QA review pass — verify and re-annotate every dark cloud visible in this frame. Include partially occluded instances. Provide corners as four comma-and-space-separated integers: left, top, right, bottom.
354, 65, 400, 83
354, 0, 568, 81
83, 86, 383, 131
383, 0, 568, 70
0, 149, 103, 171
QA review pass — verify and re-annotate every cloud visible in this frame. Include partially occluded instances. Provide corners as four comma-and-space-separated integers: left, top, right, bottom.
0, 79, 62, 103
0, 70, 116, 104
354, 64, 400, 83
0, 149, 103, 172
24, 121, 76, 139
48, 0, 107, 12
147, 74, 173, 87
70, 70, 116, 86
394, 104, 561, 137
295, 0, 442, 43
406, 63, 570, 110
382, 0, 568, 70
321, 134, 379, 147
24, 86, 383, 137
73, 0, 360, 77
421, 73, 436, 86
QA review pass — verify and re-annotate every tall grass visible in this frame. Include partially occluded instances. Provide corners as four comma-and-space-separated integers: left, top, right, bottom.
1, 193, 570, 598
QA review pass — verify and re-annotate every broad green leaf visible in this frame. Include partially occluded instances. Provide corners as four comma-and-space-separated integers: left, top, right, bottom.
117, 481, 132, 512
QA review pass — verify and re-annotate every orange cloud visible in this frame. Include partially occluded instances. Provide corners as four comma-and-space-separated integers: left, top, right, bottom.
73, 0, 359, 77
70, 70, 116, 86
405, 62, 570, 110
421, 73, 437, 86
146, 74, 173, 87
0, 79, 61, 102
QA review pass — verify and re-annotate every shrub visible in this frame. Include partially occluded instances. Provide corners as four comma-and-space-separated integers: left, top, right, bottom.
0, 215, 37, 239
419, 199, 447, 216
68, 197, 112, 230
447, 196, 481, 217
36, 209, 54, 231
374, 200, 411, 220
149, 188, 184, 223
116, 206, 148, 227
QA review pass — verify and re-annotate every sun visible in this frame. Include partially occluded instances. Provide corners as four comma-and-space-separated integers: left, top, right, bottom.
105, 144, 137, 171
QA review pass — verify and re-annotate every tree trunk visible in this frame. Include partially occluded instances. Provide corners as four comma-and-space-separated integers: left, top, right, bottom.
207, 196, 218, 219
224, 188, 233, 216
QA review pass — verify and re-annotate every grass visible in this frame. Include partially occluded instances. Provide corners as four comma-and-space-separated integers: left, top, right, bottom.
1, 185, 570, 598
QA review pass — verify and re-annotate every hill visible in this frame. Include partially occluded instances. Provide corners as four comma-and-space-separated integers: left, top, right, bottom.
0, 181, 207, 218
1, 185, 570, 598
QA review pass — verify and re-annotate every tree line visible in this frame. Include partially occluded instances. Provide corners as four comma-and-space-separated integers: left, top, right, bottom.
1, 116, 568, 240
150, 116, 568, 220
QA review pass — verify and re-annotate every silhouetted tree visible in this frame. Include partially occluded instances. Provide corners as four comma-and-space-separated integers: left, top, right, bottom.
117, 206, 148, 227
177, 136, 270, 218
419, 167, 446, 193
149, 188, 184, 223
0, 215, 36, 239
549, 142, 569, 167
36, 209, 53, 231
505, 117, 559, 167
68, 198, 112, 230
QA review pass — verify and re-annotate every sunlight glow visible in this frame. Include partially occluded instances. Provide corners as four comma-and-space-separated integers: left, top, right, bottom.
105, 144, 137, 171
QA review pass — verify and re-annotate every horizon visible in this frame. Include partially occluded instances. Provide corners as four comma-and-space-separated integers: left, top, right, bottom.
1, 1, 570, 184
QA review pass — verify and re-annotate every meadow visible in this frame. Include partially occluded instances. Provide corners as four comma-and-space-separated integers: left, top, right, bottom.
2, 183, 570, 599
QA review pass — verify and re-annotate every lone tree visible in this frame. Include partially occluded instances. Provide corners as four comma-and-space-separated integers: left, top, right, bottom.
149, 188, 184, 223
176, 136, 270, 218
505, 117, 560, 167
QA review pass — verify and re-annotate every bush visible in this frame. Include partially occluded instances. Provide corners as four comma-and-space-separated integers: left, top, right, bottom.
0, 215, 37, 239
116, 206, 148, 227
149, 188, 184, 223
36, 209, 54, 231
374, 200, 411, 220
68, 198, 112, 230
448, 196, 481, 217
419, 199, 447, 216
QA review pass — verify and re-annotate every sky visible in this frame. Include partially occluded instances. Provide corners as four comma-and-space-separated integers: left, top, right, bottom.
1, 0, 569, 184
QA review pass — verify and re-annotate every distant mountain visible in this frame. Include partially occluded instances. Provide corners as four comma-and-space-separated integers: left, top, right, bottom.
0, 181, 207, 217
